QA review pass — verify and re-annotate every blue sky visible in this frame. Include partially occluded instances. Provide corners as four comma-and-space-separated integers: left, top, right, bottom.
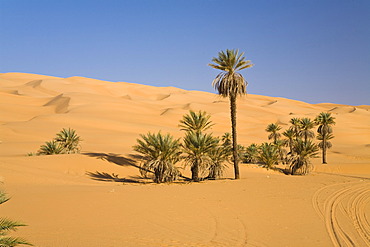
1, 0, 369, 105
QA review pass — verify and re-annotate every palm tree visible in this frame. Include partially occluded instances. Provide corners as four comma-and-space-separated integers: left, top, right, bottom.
282, 128, 295, 153
288, 139, 319, 175
133, 132, 181, 183
243, 143, 259, 163
221, 132, 232, 147
55, 128, 81, 154
315, 112, 336, 164
179, 110, 214, 133
37, 140, 64, 155
258, 143, 280, 170
289, 118, 301, 139
207, 145, 229, 179
182, 131, 218, 182
299, 118, 316, 143
208, 49, 253, 179
273, 139, 287, 164
317, 132, 334, 164
265, 123, 282, 144
0, 192, 32, 246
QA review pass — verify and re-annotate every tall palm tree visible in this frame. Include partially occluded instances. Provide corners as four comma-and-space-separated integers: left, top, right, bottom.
282, 128, 295, 153
208, 49, 253, 179
299, 118, 316, 143
182, 131, 218, 182
0, 191, 32, 246
288, 139, 319, 175
315, 112, 336, 164
265, 123, 282, 144
133, 132, 181, 183
179, 110, 214, 133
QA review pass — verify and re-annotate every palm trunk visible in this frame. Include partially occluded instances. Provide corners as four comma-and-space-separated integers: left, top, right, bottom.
230, 94, 240, 179
322, 137, 327, 164
191, 161, 200, 182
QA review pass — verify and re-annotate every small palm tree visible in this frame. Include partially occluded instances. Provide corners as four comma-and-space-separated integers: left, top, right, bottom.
258, 143, 280, 170
179, 110, 214, 133
182, 131, 218, 182
243, 143, 259, 163
133, 132, 181, 183
209, 49, 254, 179
265, 123, 282, 144
299, 118, 316, 143
315, 112, 336, 164
288, 139, 319, 175
55, 128, 81, 154
207, 145, 229, 179
37, 140, 64, 155
221, 132, 232, 147
0, 192, 32, 246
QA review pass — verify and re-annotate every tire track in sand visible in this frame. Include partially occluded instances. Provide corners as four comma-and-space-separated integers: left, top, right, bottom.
312, 180, 370, 247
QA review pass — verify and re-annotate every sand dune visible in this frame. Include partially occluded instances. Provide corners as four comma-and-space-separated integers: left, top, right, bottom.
0, 72, 369, 246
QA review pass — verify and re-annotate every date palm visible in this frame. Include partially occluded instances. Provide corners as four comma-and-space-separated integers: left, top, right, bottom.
315, 112, 336, 164
258, 143, 280, 170
37, 140, 64, 155
179, 110, 214, 133
282, 128, 295, 153
133, 132, 181, 183
0, 191, 32, 246
288, 139, 319, 175
208, 49, 253, 179
289, 118, 301, 139
55, 128, 81, 154
182, 131, 218, 182
266, 123, 282, 144
299, 118, 315, 143
243, 143, 259, 164
207, 145, 229, 179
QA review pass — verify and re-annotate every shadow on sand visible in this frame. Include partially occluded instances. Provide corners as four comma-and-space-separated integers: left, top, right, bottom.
83, 152, 152, 184
85, 171, 148, 184
83, 152, 196, 184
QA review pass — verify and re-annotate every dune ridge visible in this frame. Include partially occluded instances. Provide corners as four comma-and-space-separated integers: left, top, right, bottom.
0, 72, 369, 246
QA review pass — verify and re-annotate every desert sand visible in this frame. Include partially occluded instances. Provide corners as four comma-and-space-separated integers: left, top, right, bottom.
0, 72, 369, 247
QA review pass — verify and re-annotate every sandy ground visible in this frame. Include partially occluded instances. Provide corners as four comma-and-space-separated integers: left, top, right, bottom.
0, 72, 369, 246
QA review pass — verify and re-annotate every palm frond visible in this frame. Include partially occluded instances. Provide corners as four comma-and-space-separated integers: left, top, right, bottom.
179, 110, 214, 133
209, 49, 253, 98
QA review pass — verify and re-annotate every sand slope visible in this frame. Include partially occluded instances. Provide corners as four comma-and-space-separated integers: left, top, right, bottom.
0, 73, 369, 246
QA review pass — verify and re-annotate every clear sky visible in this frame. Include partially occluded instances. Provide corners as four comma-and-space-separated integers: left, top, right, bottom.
1, 0, 369, 105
